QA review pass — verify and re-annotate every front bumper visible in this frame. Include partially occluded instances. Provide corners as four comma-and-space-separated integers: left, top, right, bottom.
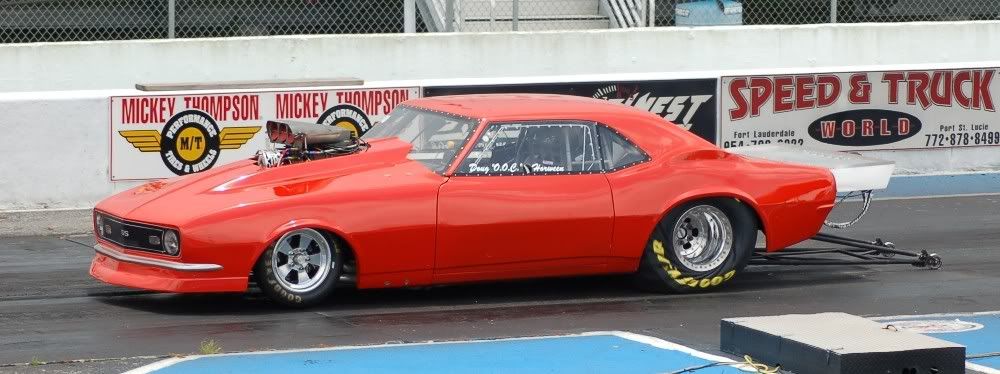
94, 244, 221, 271
90, 243, 248, 293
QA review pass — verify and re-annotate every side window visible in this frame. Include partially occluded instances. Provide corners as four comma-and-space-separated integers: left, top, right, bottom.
598, 125, 649, 171
457, 122, 602, 176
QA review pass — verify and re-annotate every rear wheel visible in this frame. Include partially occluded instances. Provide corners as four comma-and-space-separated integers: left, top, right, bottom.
634, 198, 755, 293
255, 228, 342, 307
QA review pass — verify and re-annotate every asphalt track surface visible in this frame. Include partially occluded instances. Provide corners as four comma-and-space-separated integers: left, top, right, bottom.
0, 195, 998, 373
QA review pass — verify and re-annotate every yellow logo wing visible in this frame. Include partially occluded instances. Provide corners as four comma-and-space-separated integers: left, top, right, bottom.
118, 130, 162, 152
219, 126, 262, 150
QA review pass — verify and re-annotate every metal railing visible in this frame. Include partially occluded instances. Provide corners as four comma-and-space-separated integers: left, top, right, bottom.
1, 0, 998, 44
656, 0, 1000, 27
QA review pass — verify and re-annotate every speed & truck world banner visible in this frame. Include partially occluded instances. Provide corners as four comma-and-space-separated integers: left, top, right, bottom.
720, 68, 1000, 150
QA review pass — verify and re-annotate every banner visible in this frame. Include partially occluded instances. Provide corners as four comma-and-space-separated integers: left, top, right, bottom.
720, 68, 1000, 150
424, 79, 719, 143
111, 87, 419, 180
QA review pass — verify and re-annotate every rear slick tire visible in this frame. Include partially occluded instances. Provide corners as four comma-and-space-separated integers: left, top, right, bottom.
633, 198, 755, 293
255, 228, 343, 307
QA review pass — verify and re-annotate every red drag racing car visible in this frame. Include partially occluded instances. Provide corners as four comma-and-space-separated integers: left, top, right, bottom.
91, 94, 839, 307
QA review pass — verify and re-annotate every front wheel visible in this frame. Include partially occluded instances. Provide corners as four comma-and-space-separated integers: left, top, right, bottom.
633, 198, 756, 293
255, 228, 342, 307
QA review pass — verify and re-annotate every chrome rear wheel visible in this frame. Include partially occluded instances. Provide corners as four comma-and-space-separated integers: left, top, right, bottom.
633, 198, 755, 294
672, 205, 733, 272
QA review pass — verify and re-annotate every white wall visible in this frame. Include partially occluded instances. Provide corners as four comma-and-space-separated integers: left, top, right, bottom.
3, 21, 1000, 92
0, 91, 122, 210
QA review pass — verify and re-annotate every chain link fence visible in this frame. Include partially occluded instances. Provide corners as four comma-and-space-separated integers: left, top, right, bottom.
172, 0, 424, 39
657, 0, 1000, 27
0, 0, 427, 43
432, 0, 612, 32
2, 0, 999, 44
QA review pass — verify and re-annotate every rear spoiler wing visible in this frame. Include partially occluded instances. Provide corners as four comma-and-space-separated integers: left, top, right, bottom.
727, 145, 895, 193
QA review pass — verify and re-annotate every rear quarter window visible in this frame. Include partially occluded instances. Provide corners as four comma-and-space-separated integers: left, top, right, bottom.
598, 126, 649, 171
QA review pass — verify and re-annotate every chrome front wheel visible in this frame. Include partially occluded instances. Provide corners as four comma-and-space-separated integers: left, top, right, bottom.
270, 228, 333, 293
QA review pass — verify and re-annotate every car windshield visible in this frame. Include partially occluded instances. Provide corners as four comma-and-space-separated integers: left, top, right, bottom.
362, 106, 478, 173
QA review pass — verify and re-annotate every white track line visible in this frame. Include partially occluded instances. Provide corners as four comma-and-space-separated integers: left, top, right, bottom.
871, 310, 1000, 320
875, 192, 1000, 201
607, 331, 740, 365
967, 362, 1000, 374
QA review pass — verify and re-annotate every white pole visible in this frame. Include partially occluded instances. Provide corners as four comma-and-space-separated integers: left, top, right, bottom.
446, 0, 455, 32
404, 0, 416, 33
167, 0, 176, 38
648, 0, 655, 27
513, 0, 519, 31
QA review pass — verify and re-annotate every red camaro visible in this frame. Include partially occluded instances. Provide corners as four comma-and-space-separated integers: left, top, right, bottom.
91, 94, 838, 307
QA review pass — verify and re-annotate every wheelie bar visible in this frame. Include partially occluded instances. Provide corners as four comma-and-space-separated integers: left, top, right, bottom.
749, 232, 942, 269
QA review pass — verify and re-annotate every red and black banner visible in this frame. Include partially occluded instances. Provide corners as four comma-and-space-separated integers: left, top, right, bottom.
423, 79, 719, 143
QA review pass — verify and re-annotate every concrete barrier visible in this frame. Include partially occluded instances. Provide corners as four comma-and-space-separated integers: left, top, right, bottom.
0, 90, 123, 211
3, 65, 1000, 214
3, 21, 1000, 92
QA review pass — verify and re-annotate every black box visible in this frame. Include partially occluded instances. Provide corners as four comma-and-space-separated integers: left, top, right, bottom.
721, 312, 965, 374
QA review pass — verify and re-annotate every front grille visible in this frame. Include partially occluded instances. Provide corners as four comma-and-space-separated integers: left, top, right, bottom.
96, 213, 169, 255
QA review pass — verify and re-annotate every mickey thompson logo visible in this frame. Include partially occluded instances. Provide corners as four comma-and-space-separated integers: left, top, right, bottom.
119, 110, 261, 176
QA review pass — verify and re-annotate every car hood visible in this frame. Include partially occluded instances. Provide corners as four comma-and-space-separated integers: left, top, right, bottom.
96, 138, 419, 225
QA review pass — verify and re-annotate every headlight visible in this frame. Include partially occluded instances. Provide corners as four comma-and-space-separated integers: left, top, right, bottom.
95, 214, 104, 236
163, 230, 180, 256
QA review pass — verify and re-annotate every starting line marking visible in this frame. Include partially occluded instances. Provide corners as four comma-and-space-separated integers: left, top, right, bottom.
126, 331, 747, 374
873, 311, 1000, 374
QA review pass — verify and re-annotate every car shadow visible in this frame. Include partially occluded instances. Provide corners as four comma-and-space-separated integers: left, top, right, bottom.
96, 261, 878, 317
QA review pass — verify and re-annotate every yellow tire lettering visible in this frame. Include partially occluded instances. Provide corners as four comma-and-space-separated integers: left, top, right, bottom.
724, 270, 736, 281
653, 240, 665, 256
653, 238, 733, 289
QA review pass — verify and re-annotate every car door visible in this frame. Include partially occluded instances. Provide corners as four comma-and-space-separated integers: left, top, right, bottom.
434, 121, 614, 283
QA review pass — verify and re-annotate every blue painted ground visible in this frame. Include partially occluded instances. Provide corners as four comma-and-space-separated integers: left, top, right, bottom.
881, 173, 1000, 198
876, 313, 1000, 370
151, 334, 741, 374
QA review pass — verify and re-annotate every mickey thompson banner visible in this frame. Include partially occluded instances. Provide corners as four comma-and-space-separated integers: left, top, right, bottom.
111, 87, 419, 180
720, 68, 1000, 151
